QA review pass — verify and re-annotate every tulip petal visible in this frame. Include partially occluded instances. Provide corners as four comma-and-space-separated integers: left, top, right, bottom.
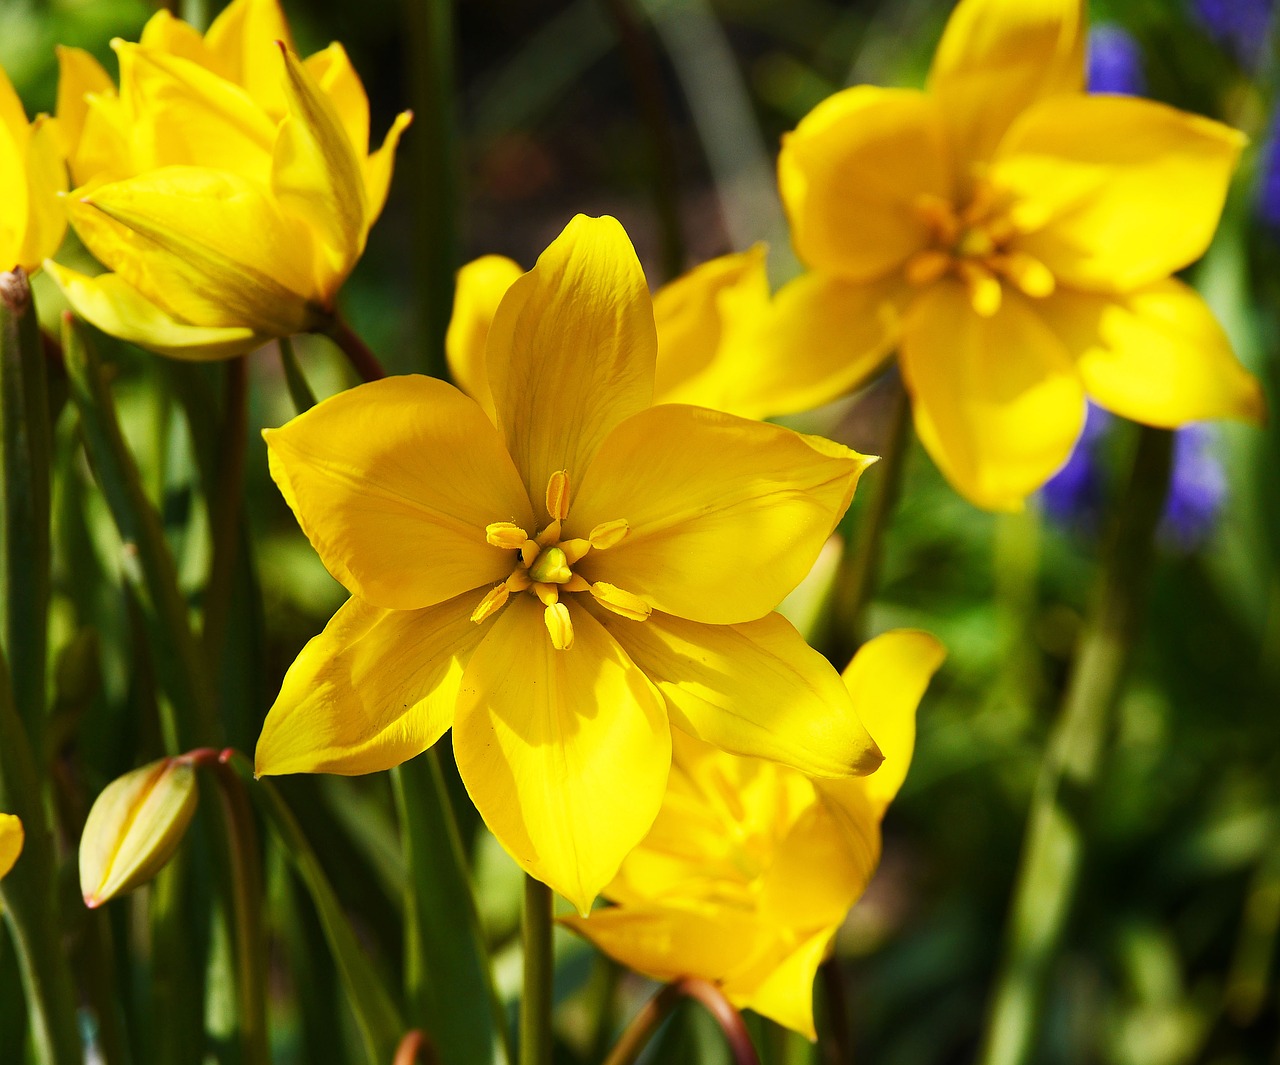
54, 46, 116, 160
779, 86, 951, 282
995, 95, 1244, 293
18, 119, 69, 270
0, 119, 27, 271
1040, 280, 1265, 428
363, 110, 412, 225
454, 596, 670, 914
255, 593, 481, 777
591, 606, 881, 778
928, 0, 1084, 163
761, 803, 875, 932
305, 43, 370, 158
264, 375, 536, 611
0, 813, 22, 880
0, 64, 28, 150
273, 46, 368, 292
204, 0, 294, 116
138, 9, 217, 67
486, 214, 657, 509
71, 166, 318, 333
573, 404, 873, 624
900, 280, 1085, 510
45, 262, 267, 359
727, 930, 831, 1040
445, 255, 524, 421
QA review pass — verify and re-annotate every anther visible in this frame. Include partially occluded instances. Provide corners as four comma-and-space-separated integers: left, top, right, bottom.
546, 470, 571, 522
533, 583, 560, 608
588, 519, 630, 550
591, 582, 652, 622
991, 252, 1055, 299
544, 602, 575, 650
486, 522, 530, 550
904, 250, 951, 286
956, 261, 1002, 317
470, 583, 510, 624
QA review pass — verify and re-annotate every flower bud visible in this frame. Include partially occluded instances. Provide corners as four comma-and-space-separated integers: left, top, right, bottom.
0, 813, 23, 880
80, 758, 198, 907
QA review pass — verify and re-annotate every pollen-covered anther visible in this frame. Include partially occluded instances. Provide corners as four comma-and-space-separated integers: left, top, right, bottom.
533, 583, 560, 608
990, 252, 1055, 299
546, 470, 571, 522
590, 582, 652, 622
470, 582, 510, 624
544, 602, 575, 650
956, 261, 1002, 317
588, 519, 629, 550
486, 522, 530, 550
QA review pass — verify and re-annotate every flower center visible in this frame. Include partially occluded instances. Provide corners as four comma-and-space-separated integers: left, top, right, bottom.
470, 470, 651, 651
904, 174, 1055, 317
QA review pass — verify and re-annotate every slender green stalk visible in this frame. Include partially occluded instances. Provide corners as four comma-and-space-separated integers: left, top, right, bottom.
404, 0, 458, 379
279, 336, 318, 413
392, 753, 511, 1065
603, 0, 685, 280
977, 426, 1175, 1065
602, 978, 760, 1065
520, 876, 555, 1065
817, 375, 911, 668
817, 953, 851, 1065
324, 316, 388, 383
201, 356, 248, 669
585, 953, 622, 1063
0, 268, 51, 744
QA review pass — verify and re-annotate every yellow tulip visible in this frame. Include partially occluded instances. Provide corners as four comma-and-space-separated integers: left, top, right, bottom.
45, 0, 410, 361
256, 214, 881, 914
0, 64, 68, 274
0, 813, 23, 880
748, 0, 1264, 510
563, 631, 945, 1038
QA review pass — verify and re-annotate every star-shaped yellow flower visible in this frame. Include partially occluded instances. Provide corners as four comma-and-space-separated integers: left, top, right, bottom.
0, 64, 67, 274
755, 0, 1264, 509
256, 215, 882, 913
0, 812, 23, 880
45, 0, 409, 360
564, 631, 944, 1037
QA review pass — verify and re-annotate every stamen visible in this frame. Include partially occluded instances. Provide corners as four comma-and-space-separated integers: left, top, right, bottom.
520, 540, 538, 568
562, 574, 591, 593
529, 546, 572, 584
536, 520, 562, 547
533, 582, 560, 607
486, 522, 530, 550
913, 194, 960, 245
506, 569, 532, 593
470, 583, 509, 624
588, 519, 629, 550
560, 538, 592, 565
544, 602, 574, 650
546, 470, 571, 522
991, 252, 1055, 299
904, 250, 951, 286
591, 582, 652, 621
956, 261, 1002, 317
959, 175, 999, 226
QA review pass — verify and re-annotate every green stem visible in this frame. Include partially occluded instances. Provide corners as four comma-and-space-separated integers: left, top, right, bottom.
0, 269, 51, 745
201, 356, 248, 670
404, 0, 458, 379
817, 953, 851, 1065
977, 426, 1175, 1065
325, 316, 388, 383
817, 374, 910, 668
603, 0, 685, 280
602, 978, 760, 1065
278, 336, 318, 414
520, 876, 554, 1065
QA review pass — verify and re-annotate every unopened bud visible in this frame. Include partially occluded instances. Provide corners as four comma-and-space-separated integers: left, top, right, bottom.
80, 757, 199, 907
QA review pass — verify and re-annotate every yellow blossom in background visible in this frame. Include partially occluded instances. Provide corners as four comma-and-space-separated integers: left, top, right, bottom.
44, 0, 410, 360
0, 813, 23, 880
752, 0, 1264, 509
564, 631, 945, 1037
447, 245, 779, 419
0, 64, 67, 274
256, 214, 882, 913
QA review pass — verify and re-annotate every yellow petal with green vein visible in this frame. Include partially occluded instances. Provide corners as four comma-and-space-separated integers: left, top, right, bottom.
305, 43, 370, 157
454, 596, 669, 915
256, 593, 481, 777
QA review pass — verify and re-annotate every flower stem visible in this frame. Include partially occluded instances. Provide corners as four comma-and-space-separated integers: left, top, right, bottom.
977, 425, 1175, 1065
602, 977, 760, 1065
394, 1030, 433, 1065
201, 356, 248, 669
278, 336, 317, 414
520, 876, 555, 1065
325, 316, 388, 383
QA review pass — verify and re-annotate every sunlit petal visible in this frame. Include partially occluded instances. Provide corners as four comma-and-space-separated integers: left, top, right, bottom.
203, 0, 294, 116
0, 813, 22, 881
445, 255, 523, 421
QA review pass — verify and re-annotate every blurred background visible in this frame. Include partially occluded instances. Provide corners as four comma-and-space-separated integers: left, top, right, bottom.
2, 0, 1279, 1062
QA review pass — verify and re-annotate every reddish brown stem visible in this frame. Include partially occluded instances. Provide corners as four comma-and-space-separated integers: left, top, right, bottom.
325, 315, 387, 382
393, 1029, 437, 1065
603, 977, 760, 1065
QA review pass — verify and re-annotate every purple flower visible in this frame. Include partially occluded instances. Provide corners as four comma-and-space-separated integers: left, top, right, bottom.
1191, 0, 1275, 68
1041, 404, 1112, 527
1159, 423, 1228, 550
1260, 113, 1280, 230
1087, 25, 1146, 96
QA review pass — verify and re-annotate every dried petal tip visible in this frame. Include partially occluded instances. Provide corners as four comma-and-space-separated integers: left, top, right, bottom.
79, 758, 199, 907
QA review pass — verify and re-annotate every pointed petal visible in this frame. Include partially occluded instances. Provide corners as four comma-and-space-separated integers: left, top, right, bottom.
44, 262, 265, 360
486, 214, 657, 508
362, 110, 412, 224
273, 45, 368, 293
255, 593, 482, 777
445, 255, 524, 421
1039, 280, 1265, 427
779, 86, 951, 282
203, 0, 295, 116
593, 606, 881, 778
900, 280, 1086, 510
0, 813, 22, 880
573, 405, 873, 624
0, 119, 27, 270
927, 0, 1084, 163
264, 375, 535, 611
760, 800, 874, 930
54, 46, 116, 161
995, 95, 1243, 293
18, 118, 69, 270
304, 42, 370, 156
69, 93, 131, 188
0, 63, 28, 149
454, 596, 670, 914
70, 167, 318, 333
138, 9, 217, 67
726, 930, 831, 1040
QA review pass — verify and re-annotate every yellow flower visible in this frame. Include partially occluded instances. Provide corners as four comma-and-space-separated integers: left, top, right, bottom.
0, 813, 23, 880
44, 0, 410, 361
0, 64, 68, 274
256, 214, 881, 913
447, 245, 779, 419
756, 0, 1264, 509
563, 631, 945, 1038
